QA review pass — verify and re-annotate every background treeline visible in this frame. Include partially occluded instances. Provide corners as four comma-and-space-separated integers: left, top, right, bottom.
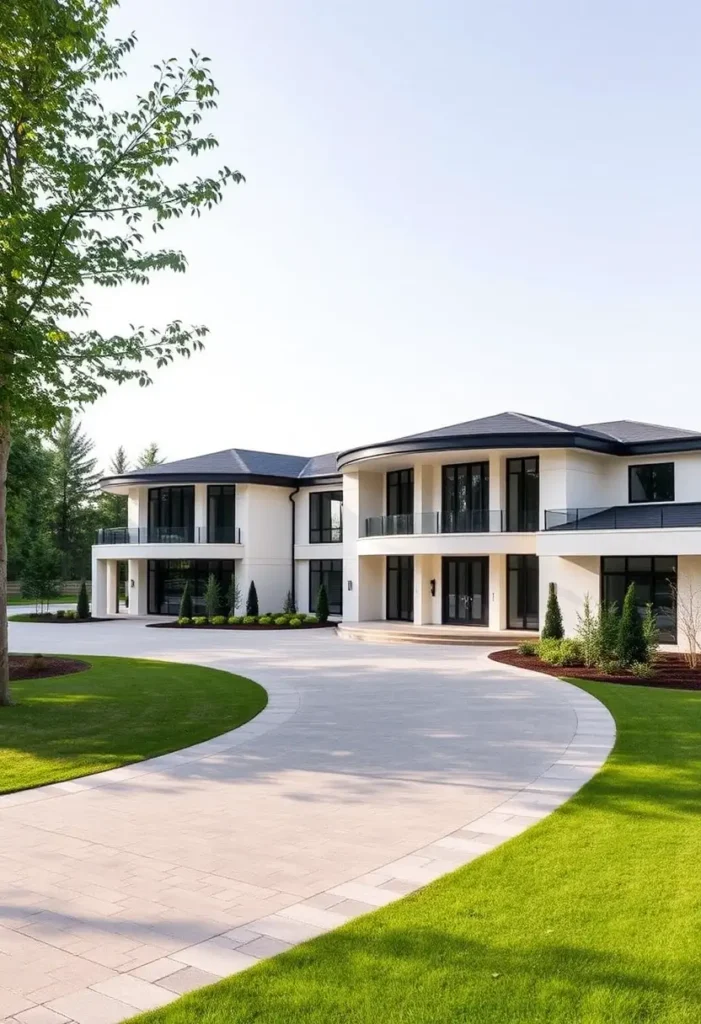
7, 415, 163, 582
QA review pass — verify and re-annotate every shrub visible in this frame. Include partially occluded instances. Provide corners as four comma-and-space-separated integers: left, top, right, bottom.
558, 638, 585, 666
76, 580, 89, 620
599, 657, 624, 675
618, 583, 647, 666
246, 581, 259, 617
63, 609, 75, 619
204, 574, 221, 621
243, 615, 257, 624
517, 640, 538, 656
192, 616, 208, 626
631, 661, 655, 678
274, 615, 288, 625
179, 580, 193, 620
283, 590, 296, 615
211, 615, 227, 626
228, 615, 243, 625
575, 593, 598, 667
316, 583, 329, 624
177, 617, 191, 626
305, 614, 319, 625
56, 609, 65, 619
541, 583, 564, 640
538, 637, 562, 664
642, 603, 660, 664
259, 616, 272, 625
289, 616, 302, 627
227, 576, 242, 617
597, 601, 620, 666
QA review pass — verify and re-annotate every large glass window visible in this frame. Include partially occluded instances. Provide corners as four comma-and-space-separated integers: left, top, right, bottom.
148, 486, 194, 542
629, 463, 675, 503
386, 555, 414, 621
507, 457, 539, 532
309, 491, 343, 543
507, 554, 539, 630
442, 462, 489, 532
208, 485, 236, 543
601, 556, 676, 642
386, 470, 414, 535
147, 559, 235, 615
310, 559, 342, 615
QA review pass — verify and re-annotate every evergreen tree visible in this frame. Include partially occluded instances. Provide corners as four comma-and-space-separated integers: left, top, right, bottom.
246, 581, 259, 617
618, 583, 647, 666
541, 582, 564, 640
227, 575, 242, 616
179, 580, 193, 619
99, 446, 129, 529
283, 589, 296, 614
204, 574, 221, 620
21, 534, 61, 612
316, 583, 329, 624
6, 428, 53, 580
138, 443, 165, 467
49, 415, 100, 579
76, 580, 90, 620
597, 601, 620, 664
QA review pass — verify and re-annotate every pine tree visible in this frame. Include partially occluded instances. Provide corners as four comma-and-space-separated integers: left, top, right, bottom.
49, 414, 100, 579
283, 589, 296, 614
76, 579, 90, 620
99, 446, 129, 530
618, 583, 647, 666
6, 428, 53, 581
316, 583, 329, 624
541, 582, 564, 640
597, 601, 620, 664
204, 574, 221, 620
246, 581, 259, 617
138, 443, 165, 467
21, 534, 61, 612
227, 576, 241, 616
179, 580, 193, 619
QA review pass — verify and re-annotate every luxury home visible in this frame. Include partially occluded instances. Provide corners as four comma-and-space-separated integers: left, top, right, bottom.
92, 411, 701, 647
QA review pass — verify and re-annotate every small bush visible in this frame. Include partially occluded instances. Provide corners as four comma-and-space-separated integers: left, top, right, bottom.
63, 610, 75, 619
538, 637, 562, 664
558, 638, 585, 666
228, 615, 243, 625
599, 658, 624, 675
76, 579, 90, 620
289, 617, 302, 627
211, 615, 227, 626
541, 583, 564, 640
28, 653, 45, 673
259, 616, 273, 625
305, 614, 319, 624
177, 617, 191, 626
274, 615, 288, 625
243, 615, 257, 625
193, 616, 208, 626
56, 609, 65, 619
631, 661, 655, 678
517, 640, 538, 656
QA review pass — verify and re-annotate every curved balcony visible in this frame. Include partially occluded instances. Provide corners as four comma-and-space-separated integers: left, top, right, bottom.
96, 526, 241, 544
364, 510, 506, 537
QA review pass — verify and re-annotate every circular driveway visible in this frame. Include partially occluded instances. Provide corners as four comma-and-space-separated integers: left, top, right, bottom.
0, 618, 614, 1023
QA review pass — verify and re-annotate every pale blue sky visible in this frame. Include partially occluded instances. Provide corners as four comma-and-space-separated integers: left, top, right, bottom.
83, 0, 701, 469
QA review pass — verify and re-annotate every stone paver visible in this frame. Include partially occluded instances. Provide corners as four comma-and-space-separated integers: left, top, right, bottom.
2, 617, 615, 1021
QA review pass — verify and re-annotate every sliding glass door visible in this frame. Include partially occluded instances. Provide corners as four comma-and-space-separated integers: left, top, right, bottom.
386, 556, 414, 621
442, 462, 489, 532
506, 457, 539, 532
507, 554, 539, 629
442, 557, 489, 625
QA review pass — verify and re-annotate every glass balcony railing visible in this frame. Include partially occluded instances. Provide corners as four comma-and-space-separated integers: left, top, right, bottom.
96, 526, 242, 544
363, 510, 506, 537
545, 503, 701, 531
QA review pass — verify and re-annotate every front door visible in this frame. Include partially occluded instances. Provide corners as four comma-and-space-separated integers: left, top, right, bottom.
442, 557, 489, 625
387, 556, 414, 621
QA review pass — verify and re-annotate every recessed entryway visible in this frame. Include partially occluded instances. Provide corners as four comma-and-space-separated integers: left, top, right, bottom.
442, 556, 489, 625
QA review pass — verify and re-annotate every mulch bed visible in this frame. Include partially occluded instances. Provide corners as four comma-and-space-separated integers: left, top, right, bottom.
9, 654, 90, 681
10, 614, 111, 623
147, 621, 336, 631
489, 649, 701, 690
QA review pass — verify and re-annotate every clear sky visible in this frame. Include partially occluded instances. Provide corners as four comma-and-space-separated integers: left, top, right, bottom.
82, 0, 701, 470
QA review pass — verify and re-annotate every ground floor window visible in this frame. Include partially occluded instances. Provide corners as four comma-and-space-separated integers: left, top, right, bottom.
601, 556, 676, 642
507, 554, 539, 630
386, 555, 414, 621
310, 559, 342, 616
148, 560, 235, 615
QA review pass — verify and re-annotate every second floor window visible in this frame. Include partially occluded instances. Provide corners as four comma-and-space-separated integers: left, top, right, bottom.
310, 491, 343, 543
442, 462, 489, 532
507, 457, 539, 532
629, 463, 674, 503
208, 485, 236, 542
148, 486, 194, 541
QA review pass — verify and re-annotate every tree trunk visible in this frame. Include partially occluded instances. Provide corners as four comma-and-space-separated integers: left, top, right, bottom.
0, 420, 11, 705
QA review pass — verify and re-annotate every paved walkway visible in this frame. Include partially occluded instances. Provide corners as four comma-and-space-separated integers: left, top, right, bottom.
1, 619, 615, 1024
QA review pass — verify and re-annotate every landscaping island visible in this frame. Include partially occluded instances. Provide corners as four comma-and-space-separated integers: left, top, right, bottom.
490, 647, 701, 689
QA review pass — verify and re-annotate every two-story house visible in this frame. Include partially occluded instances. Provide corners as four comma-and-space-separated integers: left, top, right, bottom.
93, 411, 701, 647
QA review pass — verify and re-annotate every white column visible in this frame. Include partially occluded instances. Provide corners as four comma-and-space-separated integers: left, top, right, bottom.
128, 559, 148, 615
413, 554, 435, 624
489, 554, 508, 631
194, 484, 208, 542
106, 561, 119, 615
490, 454, 506, 528
92, 558, 107, 617
342, 471, 360, 621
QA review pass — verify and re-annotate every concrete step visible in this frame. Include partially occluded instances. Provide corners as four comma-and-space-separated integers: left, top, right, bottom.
336, 623, 530, 647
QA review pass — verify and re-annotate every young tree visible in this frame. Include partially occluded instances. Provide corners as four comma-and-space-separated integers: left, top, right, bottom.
204, 573, 220, 620
316, 583, 329, 624
21, 533, 61, 612
49, 414, 100, 579
137, 443, 165, 468
227, 575, 241, 616
283, 589, 296, 614
575, 593, 598, 668
246, 581, 259, 617
541, 582, 564, 640
76, 579, 90, 620
597, 601, 620, 665
617, 583, 647, 666
179, 579, 193, 619
99, 446, 129, 529
0, 0, 243, 703
670, 581, 701, 668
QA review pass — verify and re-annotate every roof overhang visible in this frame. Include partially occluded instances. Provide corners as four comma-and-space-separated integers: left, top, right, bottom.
100, 472, 343, 493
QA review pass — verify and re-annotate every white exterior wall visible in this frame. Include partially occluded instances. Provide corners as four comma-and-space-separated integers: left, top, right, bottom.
538, 555, 600, 637
236, 484, 293, 613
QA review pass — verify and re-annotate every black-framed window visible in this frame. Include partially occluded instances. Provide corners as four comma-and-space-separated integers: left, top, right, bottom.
628, 463, 675, 504
442, 462, 489, 532
208, 485, 236, 543
148, 559, 235, 615
310, 559, 342, 615
148, 486, 194, 542
387, 470, 414, 516
507, 457, 539, 532
386, 555, 414, 621
310, 491, 343, 543
507, 554, 539, 630
601, 556, 676, 642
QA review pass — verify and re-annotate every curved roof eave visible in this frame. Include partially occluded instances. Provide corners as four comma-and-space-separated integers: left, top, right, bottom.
100, 471, 343, 491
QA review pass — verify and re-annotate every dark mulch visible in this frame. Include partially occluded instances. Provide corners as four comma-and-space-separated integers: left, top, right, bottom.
147, 621, 336, 631
489, 648, 701, 690
9, 654, 90, 681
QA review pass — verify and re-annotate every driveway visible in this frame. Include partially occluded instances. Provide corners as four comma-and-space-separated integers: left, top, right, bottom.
0, 619, 614, 1023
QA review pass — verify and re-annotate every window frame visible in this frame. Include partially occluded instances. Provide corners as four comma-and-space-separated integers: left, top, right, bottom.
600, 555, 677, 642
628, 463, 675, 504
309, 558, 343, 615
207, 484, 236, 543
147, 486, 195, 541
309, 491, 343, 544
441, 461, 489, 533
506, 456, 540, 532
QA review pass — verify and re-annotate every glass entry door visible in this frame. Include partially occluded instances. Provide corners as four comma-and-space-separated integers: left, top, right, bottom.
442, 557, 489, 625
386, 556, 414, 621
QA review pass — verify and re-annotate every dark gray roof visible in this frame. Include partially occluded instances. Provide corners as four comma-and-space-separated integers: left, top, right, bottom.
393, 411, 611, 443
581, 419, 701, 444
299, 452, 341, 478
103, 447, 341, 487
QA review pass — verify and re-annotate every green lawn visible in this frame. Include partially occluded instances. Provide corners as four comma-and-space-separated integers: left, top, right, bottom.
0, 656, 267, 793
131, 681, 701, 1024
6, 594, 78, 605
